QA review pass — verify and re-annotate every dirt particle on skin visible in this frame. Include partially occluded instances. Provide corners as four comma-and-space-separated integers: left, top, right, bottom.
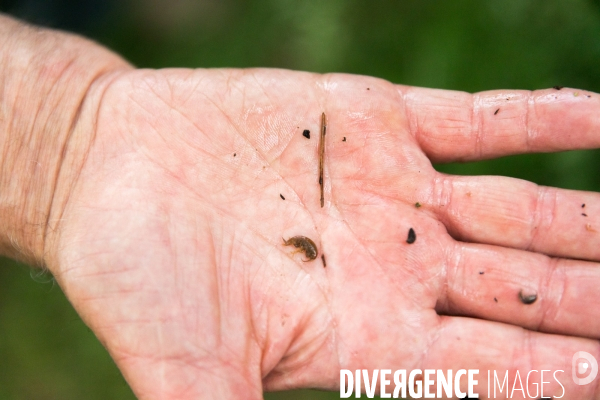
367, 87, 370, 90
582, 203, 586, 208
494, 108, 499, 115
553, 86, 564, 90
406, 228, 416, 244
342, 137, 346, 142
233, 153, 236, 157
302, 129, 310, 139
582, 213, 588, 217
466, 191, 472, 197
479, 271, 484, 275
494, 297, 498, 303
415, 202, 422, 208
574, 92, 580, 97
518, 290, 537, 305
280, 194, 285, 200
321, 254, 326, 268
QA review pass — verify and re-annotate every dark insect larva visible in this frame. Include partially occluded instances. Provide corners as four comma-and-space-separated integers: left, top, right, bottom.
406, 228, 416, 244
282, 236, 318, 261
518, 290, 537, 305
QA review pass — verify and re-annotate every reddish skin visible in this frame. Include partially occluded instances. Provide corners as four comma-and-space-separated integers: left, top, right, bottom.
37, 67, 600, 399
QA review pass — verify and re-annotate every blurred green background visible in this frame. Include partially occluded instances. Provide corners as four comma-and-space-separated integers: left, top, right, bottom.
1, 0, 600, 399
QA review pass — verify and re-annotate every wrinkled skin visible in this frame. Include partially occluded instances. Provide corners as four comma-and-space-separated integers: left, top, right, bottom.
46, 68, 600, 399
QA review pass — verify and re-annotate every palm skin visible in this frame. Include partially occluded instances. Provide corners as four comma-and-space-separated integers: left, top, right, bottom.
45, 68, 600, 399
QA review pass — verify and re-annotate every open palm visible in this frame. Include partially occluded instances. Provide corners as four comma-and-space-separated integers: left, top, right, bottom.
47, 68, 600, 399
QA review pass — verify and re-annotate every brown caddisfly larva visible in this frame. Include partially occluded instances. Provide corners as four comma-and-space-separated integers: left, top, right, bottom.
406, 228, 416, 244
283, 236, 318, 261
518, 290, 537, 305
319, 112, 327, 207
321, 254, 326, 268
303, 129, 310, 139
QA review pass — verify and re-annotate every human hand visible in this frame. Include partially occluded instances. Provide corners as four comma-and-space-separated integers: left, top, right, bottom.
44, 68, 600, 399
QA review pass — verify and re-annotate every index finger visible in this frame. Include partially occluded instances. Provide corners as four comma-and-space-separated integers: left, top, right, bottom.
400, 86, 600, 163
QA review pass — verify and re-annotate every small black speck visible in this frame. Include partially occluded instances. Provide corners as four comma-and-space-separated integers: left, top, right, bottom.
302, 129, 310, 139
280, 194, 285, 200
494, 108, 499, 115
342, 137, 346, 142
367, 87, 370, 90
406, 228, 416, 244
233, 153, 236, 157
494, 297, 498, 302
415, 202, 422, 208
321, 254, 326, 268
479, 271, 484, 275
582, 203, 586, 208
582, 213, 588, 217
519, 290, 537, 305
587, 95, 592, 98
553, 85, 564, 90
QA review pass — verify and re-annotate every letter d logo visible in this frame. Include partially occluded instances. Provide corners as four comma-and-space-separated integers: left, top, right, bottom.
572, 351, 598, 385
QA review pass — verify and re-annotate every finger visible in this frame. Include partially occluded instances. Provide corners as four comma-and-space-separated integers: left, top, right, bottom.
436, 241, 600, 339
423, 173, 600, 261
422, 316, 600, 399
400, 85, 600, 163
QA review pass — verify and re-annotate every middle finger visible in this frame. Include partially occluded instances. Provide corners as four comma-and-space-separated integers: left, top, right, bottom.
424, 173, 600, 261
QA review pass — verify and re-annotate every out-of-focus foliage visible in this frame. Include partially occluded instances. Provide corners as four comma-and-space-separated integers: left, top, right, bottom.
1, 1, 599, 399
